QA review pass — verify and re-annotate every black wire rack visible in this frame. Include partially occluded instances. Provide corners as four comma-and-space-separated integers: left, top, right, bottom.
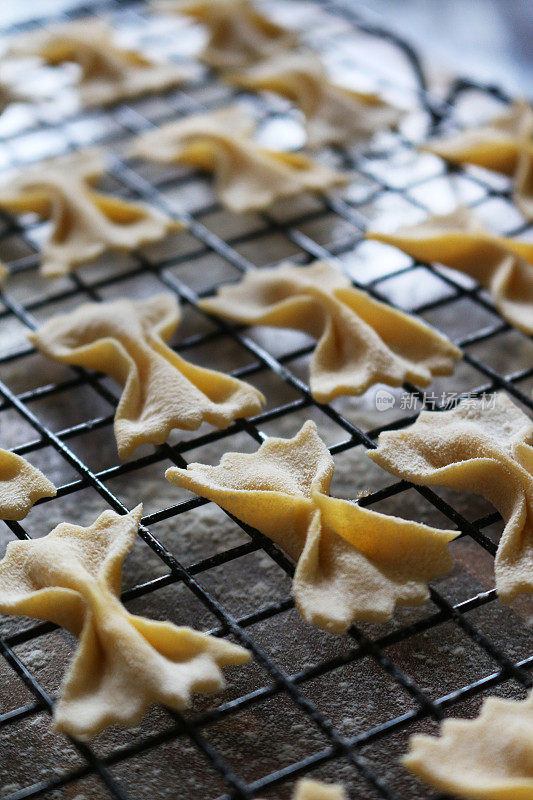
0, 1, 532, 798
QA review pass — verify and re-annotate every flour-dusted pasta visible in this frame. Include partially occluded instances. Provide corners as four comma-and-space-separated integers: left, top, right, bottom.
30, 294, 264, 458
0, 149, 182, 278
130, 107, 347, 213
233, 51, 402, 148
0, 450, 56, 520
404, 691, 533, 800
199, 260, 461, 401
368, 206, 533, 334
166, 421, 458, 633
0, 505, 250, 738
153, 0, 297, 70
370, 393, 533, 603
423, 100, 533, 221
10, 18, 185, 107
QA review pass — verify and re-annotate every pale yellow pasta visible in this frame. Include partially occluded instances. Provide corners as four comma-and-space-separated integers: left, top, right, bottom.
152, 0, 297, 70
199, 259, 461, 401
30, 294, 265, 459
423, 100, 533, 221
0, 149, 182, 278
0, 450, 56, 520
368, 206, 533, 334
166, 420, 458, 634
131, 107, 347, 213
233, 51, 402, 148
0, 504, 249, 738
405, 691, 533, 800
370, 392, 533, 603
288, 780, 346, 800
10, 19, 185, 107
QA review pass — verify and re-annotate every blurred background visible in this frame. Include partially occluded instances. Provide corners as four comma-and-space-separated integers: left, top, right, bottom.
347, 0, 533, 95
3, 0, 531, 96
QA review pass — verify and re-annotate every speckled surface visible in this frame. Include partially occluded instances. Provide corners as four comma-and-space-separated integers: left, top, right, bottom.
0, 1, 532, 799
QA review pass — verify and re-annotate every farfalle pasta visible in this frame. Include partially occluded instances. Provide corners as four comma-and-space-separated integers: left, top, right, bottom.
424, 99, 533, 221
0, 504, 249, 738
130, 107, 347, 213
153, 0, 297, 70
369, 393, 533, 603
10, 19, 185, 107
367, 206, 533, 334
199, 260, 461, 401
0, 450, 56, 520
166, 420, 458, 633
404, 691, 533, 800
29, 294, 264, 459
233, 52, 402, 149
0, 148, 181, 278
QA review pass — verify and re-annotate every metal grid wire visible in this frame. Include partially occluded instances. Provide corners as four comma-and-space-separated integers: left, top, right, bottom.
0, 0, 532, 798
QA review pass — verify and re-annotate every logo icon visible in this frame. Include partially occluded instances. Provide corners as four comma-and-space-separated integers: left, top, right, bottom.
375, 389, 395, 411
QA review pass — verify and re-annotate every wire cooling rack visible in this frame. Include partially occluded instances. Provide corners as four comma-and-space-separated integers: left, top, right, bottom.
0, 1, 532, 798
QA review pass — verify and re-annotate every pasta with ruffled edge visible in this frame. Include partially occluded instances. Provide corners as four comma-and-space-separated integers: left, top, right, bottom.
0, 450, 56, 520
166, 420, 458, 634
232, 51, 403, 149
29, 294, 265, 459
369, 392, 533, 603
422, 99, 533, 221
0, 148, 182, 279
152, 0, 298, 70
9, 18, 186, 107
367, 206, 533, 335
404, 691, 533, 800
130, 107, 347, 214
0, 504, 250, 739
199, 259, 461, 401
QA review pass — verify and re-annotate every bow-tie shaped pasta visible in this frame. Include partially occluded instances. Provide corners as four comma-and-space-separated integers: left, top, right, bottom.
367, 206, 533, 334
199, 260, 461, 401
0, 149, 181, 279
30, 294, 264, 459
130, 107, 347, 213
233, 52, 403, 149
10, 19, 185, 107
423, 99, 533, 221
369, 393, 533, 603
0, 450, 56, 520
166, 421, 458, 634
0, 504, 249, 738
404, 691, 533, 800
152, 0, 297, 70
